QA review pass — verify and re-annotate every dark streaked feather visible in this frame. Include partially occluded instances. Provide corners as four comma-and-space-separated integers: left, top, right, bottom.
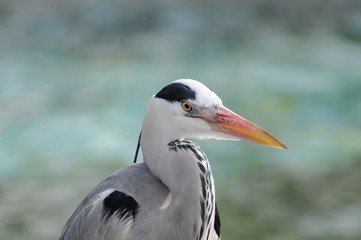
214, 203, 221, 238
103, 191, 139, 221
155, 82, 196, 102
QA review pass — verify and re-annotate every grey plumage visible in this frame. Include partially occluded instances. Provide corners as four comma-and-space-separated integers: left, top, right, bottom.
60, 141, 220, 240
59, 79, 286, 240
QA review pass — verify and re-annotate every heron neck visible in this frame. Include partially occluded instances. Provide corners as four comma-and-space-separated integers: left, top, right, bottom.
140, 105, 215, 238
140, 127, 205, 226
142, 141, 208, 237
140, 131, 201, 199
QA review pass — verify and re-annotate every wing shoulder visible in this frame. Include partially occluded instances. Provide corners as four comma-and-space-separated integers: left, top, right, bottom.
60, 163, 169, 240
102, 190, 139, 221
60, 189, 139, 240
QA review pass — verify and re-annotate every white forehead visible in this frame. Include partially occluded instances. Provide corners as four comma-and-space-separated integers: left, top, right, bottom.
173, 79, 223, 106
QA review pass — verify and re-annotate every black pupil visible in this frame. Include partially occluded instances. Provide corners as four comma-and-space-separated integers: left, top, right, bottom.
183, 102, 191, 110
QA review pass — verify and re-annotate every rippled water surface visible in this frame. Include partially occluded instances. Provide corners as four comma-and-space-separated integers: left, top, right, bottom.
1, 1, 361, 239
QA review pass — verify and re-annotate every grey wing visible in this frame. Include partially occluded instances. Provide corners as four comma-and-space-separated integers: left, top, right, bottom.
60, 189, 138, 240
59, 163, 169, 240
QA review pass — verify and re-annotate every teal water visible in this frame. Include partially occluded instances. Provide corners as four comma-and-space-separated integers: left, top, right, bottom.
2, 32, 360, 175
1, 2, 361, 239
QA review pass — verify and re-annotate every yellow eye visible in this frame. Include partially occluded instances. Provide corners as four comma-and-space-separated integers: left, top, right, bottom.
181, 100, 193, 112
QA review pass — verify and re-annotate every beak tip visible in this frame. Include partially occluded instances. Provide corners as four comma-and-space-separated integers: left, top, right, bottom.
279, 144, 288, 150
273, 141, 288, 150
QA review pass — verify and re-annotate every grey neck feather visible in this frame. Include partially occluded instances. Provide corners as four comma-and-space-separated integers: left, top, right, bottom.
140, 104, 208, 239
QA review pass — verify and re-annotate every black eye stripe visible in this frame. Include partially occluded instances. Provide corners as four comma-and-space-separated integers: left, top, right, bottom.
155, 83, 196, 102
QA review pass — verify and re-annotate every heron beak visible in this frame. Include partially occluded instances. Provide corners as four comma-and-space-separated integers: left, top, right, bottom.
204, 106, 287, 149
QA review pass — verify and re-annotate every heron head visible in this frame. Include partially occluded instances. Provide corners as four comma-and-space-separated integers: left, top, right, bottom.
144, 79, 286, 149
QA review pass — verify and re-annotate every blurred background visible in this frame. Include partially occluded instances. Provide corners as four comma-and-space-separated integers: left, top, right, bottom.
1, 0, 361, 239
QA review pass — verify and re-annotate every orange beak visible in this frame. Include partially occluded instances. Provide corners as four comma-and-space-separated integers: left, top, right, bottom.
204, 106, 287, 149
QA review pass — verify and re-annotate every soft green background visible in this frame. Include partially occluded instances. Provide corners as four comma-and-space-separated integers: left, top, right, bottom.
1, 1, 361, 239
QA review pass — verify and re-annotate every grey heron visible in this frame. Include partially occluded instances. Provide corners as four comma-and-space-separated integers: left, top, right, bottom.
59, 79, 286, 240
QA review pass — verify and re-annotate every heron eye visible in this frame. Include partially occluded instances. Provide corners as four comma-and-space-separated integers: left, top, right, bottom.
181, 100, 193, 112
